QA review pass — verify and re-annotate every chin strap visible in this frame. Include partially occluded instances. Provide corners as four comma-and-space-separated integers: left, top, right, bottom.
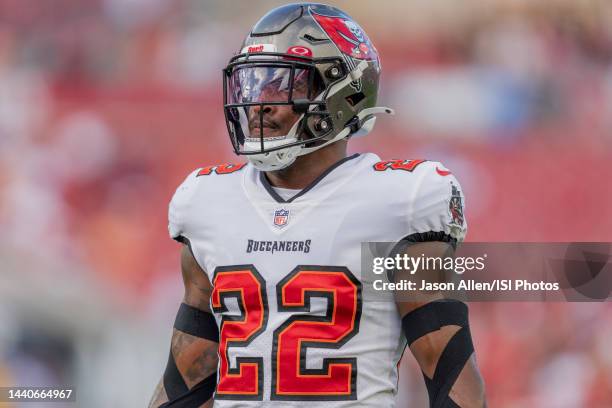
351, 106, 395, 137
298, 105, 394, 156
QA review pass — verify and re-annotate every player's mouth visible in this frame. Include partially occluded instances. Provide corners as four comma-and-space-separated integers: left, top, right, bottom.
249, 120, 280, 136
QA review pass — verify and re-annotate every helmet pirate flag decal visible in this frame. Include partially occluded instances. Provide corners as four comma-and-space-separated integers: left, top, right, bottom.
311, 12, 378, 61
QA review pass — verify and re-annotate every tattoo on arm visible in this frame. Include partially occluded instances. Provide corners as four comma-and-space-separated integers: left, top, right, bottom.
172, 329, 218, 387
181, 244, 214, 312
149, 244, 218, 406
176, 244, 219, 386
396, 241, 486, 407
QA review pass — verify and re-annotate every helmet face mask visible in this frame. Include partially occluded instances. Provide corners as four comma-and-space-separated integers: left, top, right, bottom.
223, 52, 340, 158
223, 3, 393, 171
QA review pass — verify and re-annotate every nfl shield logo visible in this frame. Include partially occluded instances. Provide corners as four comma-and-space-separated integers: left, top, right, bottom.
273, 209, 289, 228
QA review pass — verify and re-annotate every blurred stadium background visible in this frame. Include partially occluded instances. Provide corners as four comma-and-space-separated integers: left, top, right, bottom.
0, 0, 611, 406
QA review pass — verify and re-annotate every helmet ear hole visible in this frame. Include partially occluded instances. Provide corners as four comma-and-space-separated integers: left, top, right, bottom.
345, 92, 365, 107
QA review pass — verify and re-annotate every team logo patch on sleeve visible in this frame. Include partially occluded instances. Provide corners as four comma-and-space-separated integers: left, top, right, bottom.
449, 183, 464, 226
273, 209, 290, 228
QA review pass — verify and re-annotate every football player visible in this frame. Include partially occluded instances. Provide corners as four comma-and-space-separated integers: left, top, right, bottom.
149, 3, 486, 407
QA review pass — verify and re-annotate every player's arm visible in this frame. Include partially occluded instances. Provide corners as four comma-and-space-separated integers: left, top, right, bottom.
148, 244, 218, 408
395, 163, 485, 407
396, 241, 486, 408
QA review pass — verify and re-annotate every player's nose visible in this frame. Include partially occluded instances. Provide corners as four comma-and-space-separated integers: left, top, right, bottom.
250, 104, 277, 124
251, 104, 274, 116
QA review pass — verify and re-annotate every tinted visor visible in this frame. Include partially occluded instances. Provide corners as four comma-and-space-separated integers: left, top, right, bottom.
229, 66, 311, 104
223, 60, 330, 155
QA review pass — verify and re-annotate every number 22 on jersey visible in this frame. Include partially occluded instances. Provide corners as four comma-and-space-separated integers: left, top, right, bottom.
211, 265, 362, 401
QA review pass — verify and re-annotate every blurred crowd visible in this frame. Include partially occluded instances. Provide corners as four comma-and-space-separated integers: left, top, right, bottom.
0, 1, 611, 406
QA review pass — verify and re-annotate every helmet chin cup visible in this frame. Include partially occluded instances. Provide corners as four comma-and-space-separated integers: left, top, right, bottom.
244, 137, 301, 171
247, 147, 299, 171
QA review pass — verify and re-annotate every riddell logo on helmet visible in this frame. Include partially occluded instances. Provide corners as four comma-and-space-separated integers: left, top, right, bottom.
241, 43, 277, 54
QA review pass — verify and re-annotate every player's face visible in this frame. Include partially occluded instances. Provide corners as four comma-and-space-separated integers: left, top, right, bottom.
248, 102, 302, 138
230, 66, 311, 138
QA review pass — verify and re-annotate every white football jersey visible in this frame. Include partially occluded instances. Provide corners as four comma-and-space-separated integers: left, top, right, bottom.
168, 153, 467, 407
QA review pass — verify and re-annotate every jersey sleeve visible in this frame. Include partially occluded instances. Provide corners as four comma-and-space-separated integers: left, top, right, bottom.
168, 169, 201, 241
407, 162, 467, 243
